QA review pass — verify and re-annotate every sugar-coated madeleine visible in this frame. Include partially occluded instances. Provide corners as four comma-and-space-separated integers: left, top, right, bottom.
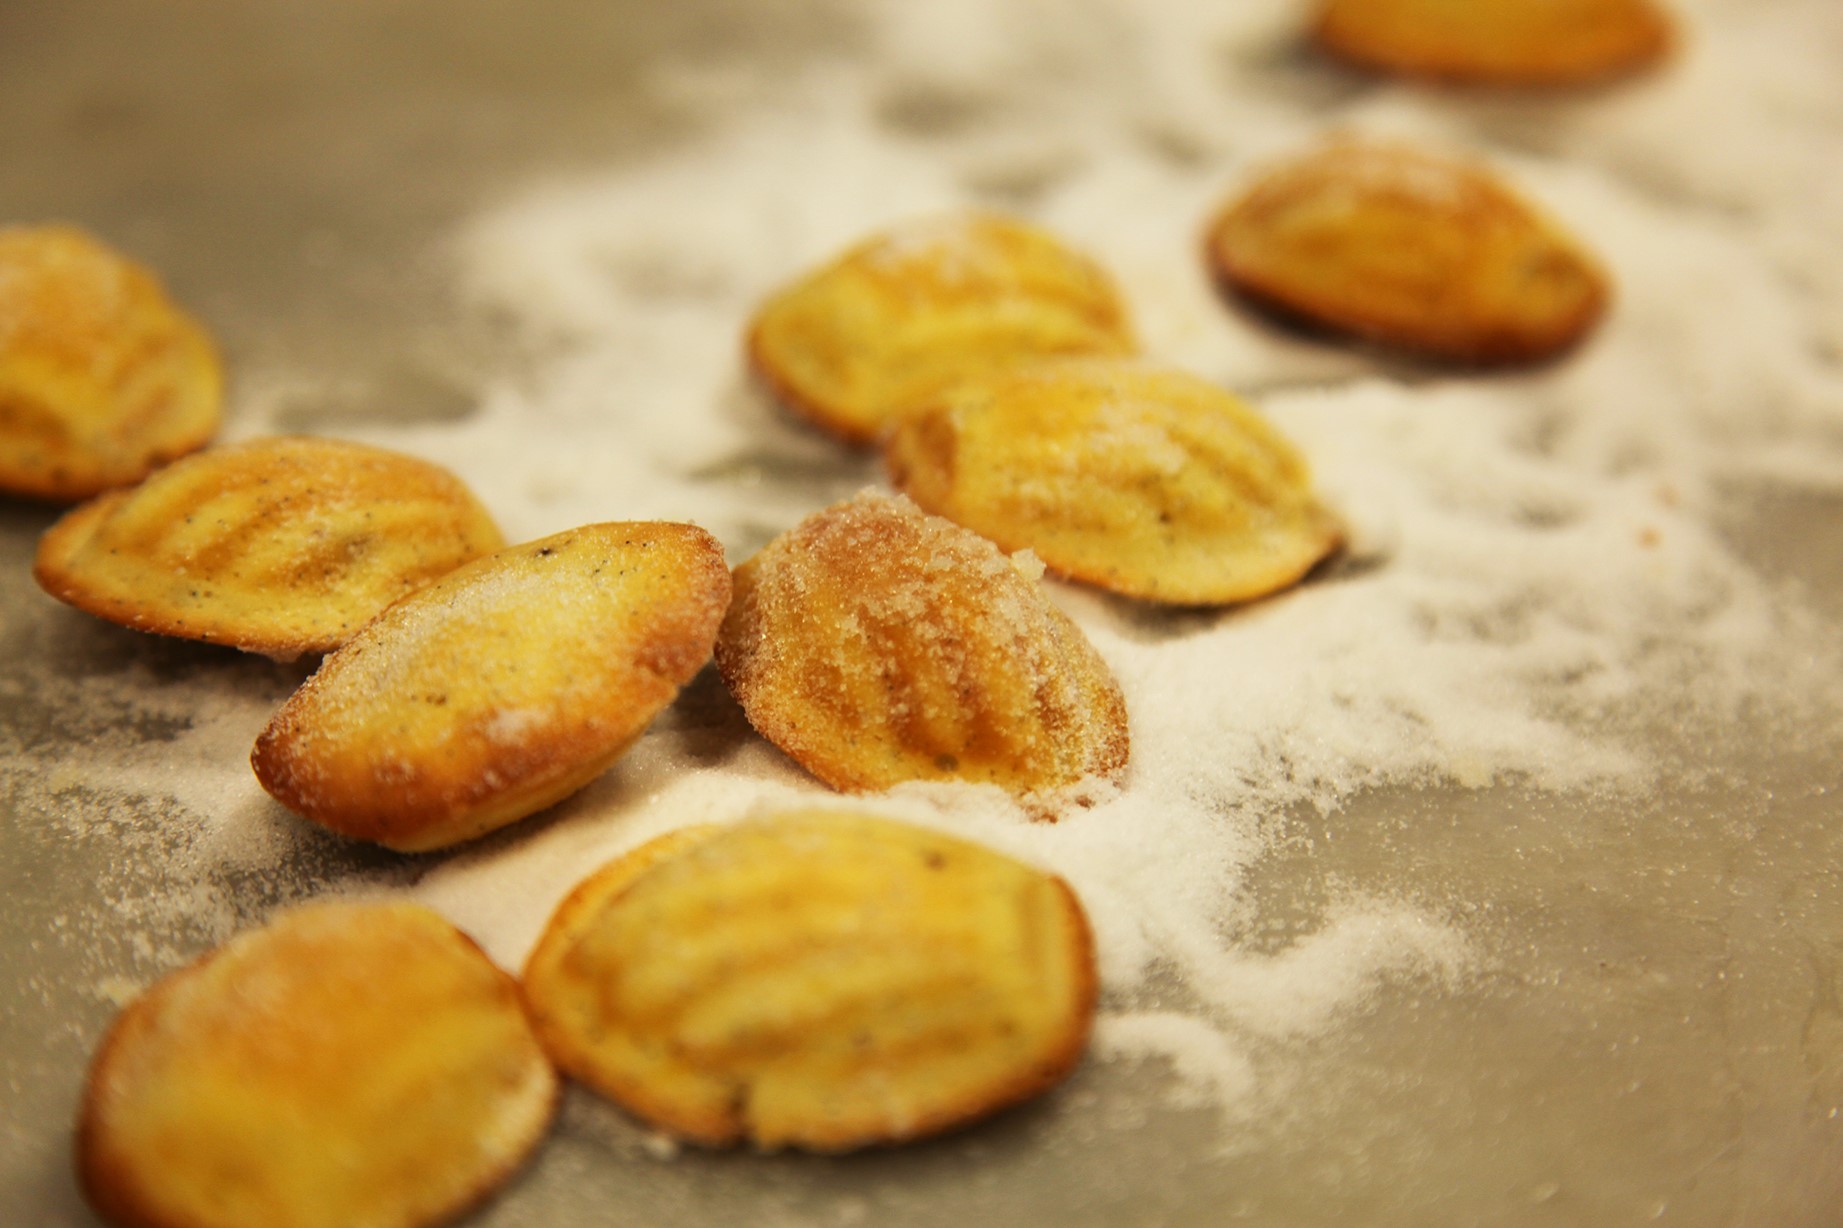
0, 224, 221, 501
887, 358, 1342, 606
1313, 0, 1673, 87
33, 436, 504, 660
523, 811, 1097, 1151
252, 522, 730, 852
747, 213, 1135, 444
1204, 140, 1610, 364
716, 492, 1127, 805
77, 901, 558, 1228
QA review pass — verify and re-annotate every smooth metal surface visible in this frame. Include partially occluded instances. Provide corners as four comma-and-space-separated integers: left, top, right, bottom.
3, 5, 1841, 1226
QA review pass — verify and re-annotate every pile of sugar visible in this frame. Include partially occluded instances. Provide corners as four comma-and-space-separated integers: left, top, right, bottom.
9, 0, 1841, 1133
385, 0, 1841, 1110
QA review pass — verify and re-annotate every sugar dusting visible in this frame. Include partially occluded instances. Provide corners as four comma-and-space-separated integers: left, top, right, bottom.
8, 0, 1843, 1148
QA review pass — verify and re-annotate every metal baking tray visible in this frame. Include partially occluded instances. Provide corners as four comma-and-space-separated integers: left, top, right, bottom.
4, 3, 1840, 1225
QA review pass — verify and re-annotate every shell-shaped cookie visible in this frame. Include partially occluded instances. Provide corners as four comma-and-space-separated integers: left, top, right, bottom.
1204, 140, 1610, 365
522, 811, 1097, 1151
1313, 0, 1673, 87
76, 901, 558, 1228
252, 521, 731, 852
33, 436, 504, 660
715, 491, 1128, 806
747, 213, 1136, 444
0, 224, 222, 501
886, 358, 1342, 606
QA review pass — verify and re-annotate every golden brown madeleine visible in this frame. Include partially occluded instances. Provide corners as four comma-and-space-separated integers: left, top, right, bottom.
252, 522, 731, 852
522, 811, 1097, 1151
33, 436, 504, 660
1312, 0, 1673, 87
887, 358, 1342, 606
746, 212, 1136, 444
76, 901, 557, 1228
715, 492, 1127, 805
0, 224, 222, 501
1204, 140, 1610, 365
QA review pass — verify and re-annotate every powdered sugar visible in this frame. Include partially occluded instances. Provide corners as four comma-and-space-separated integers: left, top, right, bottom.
392, 0, 1839, 1126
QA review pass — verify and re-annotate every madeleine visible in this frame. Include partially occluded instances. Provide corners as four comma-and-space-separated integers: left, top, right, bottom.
0, 224, 221, 501
1205, 140, 1609, 364
747, 213, 1135, 444
76, 902, 557, 1228
522, 811, 1097, 1151
887, 358, 1342, 605
252, 521, 730, 852
1312, 0, 1673, 87
715, 492, 1127, 807
34, 435, 504, 660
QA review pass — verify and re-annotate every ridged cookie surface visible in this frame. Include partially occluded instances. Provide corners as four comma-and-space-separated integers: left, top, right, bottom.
1313, 0, 1673, 87
747, 213, 1135, 444
77, 901, 557, 1228
0, 224, 221, 501
886, 358, 1342, 605
33, 435, 504, 660
715, 492, 1128, 806
1205, 140, 1610, 365
522, 811, 1097, 1151
252, 521, 731, 851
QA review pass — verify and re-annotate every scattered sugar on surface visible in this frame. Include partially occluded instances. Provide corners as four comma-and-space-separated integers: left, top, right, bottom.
8, 0, 1842, 1146
397, 0, 1840, 1126
1094, 1012, 1259, 1110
